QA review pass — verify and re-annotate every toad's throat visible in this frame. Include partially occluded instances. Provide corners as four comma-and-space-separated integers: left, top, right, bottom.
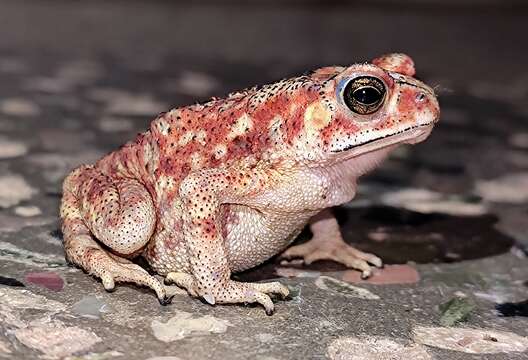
332, 123, 434, 154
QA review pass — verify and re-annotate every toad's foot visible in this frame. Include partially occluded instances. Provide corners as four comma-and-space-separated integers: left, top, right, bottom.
86, 247, 172, 305
281, 239, 382, 278
165, 272, 289, 315
281, 209, 382, 278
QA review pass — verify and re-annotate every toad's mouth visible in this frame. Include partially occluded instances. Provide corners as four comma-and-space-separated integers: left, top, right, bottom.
332, 123, 434, 156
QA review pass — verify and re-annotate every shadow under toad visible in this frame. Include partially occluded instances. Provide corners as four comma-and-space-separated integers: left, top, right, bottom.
236, 205, 515, 282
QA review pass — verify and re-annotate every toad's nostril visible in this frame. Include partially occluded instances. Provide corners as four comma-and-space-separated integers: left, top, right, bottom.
416, 92, 426, 102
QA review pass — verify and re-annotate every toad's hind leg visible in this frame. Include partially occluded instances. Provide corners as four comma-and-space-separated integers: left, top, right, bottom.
281, 208, 382, 278
60, 166, 171, 304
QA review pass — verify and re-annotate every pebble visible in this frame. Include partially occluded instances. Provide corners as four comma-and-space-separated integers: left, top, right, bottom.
72, 295, 111, 319
14, 205, 42, 217
0, 175, 38, 208
413, 326, 528, 354
342, 265, 420, 285
314, 276, 380, 300
151, 311, 232, 342
476, 173, 528, 203
327, 336, 431, 360
381, 188, 487, 216
0, 98, 40, 116
15, 323, 101, 358
25, 272, 64, 291
0, 137, 28, 159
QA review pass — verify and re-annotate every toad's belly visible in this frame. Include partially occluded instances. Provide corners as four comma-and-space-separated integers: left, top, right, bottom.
224, 204, 317, 272
145, 203, 317, 275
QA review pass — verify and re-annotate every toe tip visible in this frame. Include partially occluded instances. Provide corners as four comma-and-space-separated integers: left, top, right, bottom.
159, 294, 174, 306
361, 271, 372, 280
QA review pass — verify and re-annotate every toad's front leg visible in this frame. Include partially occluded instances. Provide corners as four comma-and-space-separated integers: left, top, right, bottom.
166, 169, 289, 315
281, 208, 382, 278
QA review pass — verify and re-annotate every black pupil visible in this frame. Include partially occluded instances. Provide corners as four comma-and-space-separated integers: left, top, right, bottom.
353, 86, 381, 105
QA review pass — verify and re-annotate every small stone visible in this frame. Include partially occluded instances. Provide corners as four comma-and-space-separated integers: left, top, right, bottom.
0, 175, 38, 208
315, 276, 379, 300
15, 324, 101, 358
14, 205, 42, 217
439, 297, 475, 326
72, 295, 111, 319
0, 275, 25, 287
413, 326, 528, 354
381, 188, 487, 216
151, 311, 232, 342
0, 137, 28, 159
0, 98, 40, 116
476, 173, 528, 203
342, 265, 420, 285
367, 230, 389, 242
25, 272, 64, 291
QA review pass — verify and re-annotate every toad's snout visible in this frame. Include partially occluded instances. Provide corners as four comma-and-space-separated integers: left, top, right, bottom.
391, 72, 440, 127
416, 87, 440, 124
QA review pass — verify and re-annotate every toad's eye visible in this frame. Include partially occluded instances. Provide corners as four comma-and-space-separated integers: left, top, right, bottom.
343, 76, 386, 115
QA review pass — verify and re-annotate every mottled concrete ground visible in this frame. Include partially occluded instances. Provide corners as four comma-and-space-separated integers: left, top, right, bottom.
1, 1, 528, 359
